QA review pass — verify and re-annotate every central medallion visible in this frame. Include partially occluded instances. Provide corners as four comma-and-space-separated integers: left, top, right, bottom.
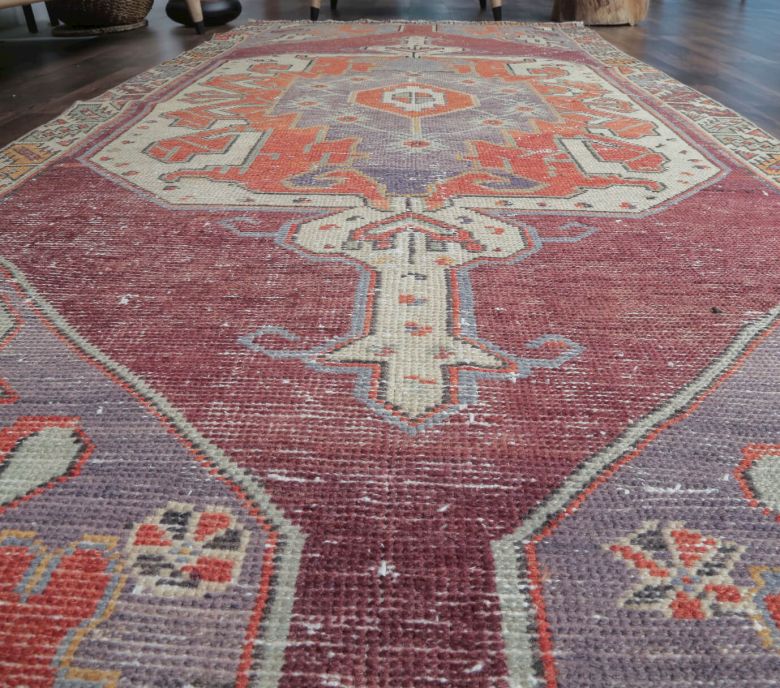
85, 49, 723, 429
88, 54, 719, 213
353, 82, 476, 118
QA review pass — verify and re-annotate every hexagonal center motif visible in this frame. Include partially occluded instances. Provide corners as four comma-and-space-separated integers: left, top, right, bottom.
353, 82, 476, 118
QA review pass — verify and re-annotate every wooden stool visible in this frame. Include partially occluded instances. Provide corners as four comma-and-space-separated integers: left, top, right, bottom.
310, 0, 503, 21
552, 0, 648, 25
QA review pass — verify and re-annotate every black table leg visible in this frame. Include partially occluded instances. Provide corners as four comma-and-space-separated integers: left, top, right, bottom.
22, 4, 38, 33
45, 1, 58, 25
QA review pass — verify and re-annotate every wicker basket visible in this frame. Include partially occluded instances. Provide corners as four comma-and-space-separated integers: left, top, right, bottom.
51, 0, 154, 30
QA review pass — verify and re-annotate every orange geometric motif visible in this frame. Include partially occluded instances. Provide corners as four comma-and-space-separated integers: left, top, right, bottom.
90, 54, 720, 214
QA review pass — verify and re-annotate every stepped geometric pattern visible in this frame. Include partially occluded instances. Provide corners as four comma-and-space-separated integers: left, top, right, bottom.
0, 20, 779, 687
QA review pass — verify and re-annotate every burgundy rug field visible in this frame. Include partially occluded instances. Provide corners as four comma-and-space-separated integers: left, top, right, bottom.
0, 20, 779, 687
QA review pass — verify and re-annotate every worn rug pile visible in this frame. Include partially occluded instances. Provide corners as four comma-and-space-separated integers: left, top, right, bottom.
1, 20, 779, 687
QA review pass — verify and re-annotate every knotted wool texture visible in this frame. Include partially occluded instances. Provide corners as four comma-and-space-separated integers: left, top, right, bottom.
0, 20, 779, 688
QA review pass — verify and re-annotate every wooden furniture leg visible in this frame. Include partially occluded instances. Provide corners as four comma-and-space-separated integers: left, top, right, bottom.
310, 0, 320, 20
491, 0, 502, 20
22, 4, 38, 32
330, 0, 337, 10
479, 0, 486, 9
184, 0, 205, 33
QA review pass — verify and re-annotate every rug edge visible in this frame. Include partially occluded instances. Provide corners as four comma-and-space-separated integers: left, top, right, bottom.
559, 23, 780, 188
1, 21, 777, 198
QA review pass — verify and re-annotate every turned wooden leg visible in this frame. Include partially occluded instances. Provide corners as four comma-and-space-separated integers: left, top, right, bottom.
22, 4, 38, 33
491, 0, 502, 20
184, 0, 205, 33
311, 0, 320, 20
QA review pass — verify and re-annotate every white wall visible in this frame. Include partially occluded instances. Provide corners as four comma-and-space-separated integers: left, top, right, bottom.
0, 5, 37, 29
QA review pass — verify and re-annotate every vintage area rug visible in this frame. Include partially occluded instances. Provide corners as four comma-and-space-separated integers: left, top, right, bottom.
1, 19, 779, 687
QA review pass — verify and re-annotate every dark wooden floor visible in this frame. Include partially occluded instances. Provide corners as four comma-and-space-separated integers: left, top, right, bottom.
1, 0, 778, 146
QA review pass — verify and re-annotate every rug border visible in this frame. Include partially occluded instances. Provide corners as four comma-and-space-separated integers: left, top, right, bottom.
492, 304, 780, 688
0, 24, 255, 199
0, 256, 306, 688
557, 22, 780, 187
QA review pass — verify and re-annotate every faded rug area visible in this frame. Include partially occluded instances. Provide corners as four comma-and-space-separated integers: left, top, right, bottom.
1, 19, 779, 687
